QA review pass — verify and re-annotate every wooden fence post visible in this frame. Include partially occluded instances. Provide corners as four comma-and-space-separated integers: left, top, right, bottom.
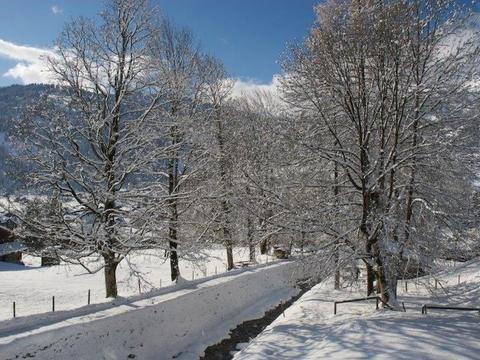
422, 305, 428, 315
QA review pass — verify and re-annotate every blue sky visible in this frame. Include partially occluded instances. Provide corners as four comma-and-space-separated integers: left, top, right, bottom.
0, 0, 319, 87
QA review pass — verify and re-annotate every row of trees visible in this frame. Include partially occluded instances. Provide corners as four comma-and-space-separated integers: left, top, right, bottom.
15, 0, 266, 297
12, 0, 480, 304
278, 0, 480, 303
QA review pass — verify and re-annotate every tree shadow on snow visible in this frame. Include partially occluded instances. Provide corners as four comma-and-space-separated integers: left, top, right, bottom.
239, 313, 480, 359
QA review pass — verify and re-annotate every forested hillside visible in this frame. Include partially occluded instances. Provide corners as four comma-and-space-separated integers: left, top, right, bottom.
0, 84, 59, 192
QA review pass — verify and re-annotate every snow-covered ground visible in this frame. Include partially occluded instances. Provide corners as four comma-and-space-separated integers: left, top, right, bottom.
0, 247, 273, 320
234, 259, 480, 360
0, 259, 306, 360
3, 252, 478, 360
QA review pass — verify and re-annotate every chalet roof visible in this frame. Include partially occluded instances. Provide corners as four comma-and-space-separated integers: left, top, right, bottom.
0, 241, 26, 256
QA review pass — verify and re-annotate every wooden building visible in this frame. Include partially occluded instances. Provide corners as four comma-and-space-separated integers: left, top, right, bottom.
0, 225, 25, 265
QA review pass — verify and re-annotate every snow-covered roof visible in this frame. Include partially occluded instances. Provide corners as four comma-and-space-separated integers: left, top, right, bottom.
0, 241, 26, 256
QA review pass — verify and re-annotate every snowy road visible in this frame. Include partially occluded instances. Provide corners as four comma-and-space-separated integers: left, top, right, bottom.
0, 258, 308, 359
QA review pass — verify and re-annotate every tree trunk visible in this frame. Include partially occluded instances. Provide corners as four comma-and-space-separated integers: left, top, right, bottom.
300, 231, 305, 256
260, 237, 268, 255
215, 106, 234, 271
168, 119, 181, 282
103, 253, 119, 298
365, 231, 375, 296
222, 200, 234, 270
375, 255, 390, 304
226, 238, 234, 270
334, 240, 341, 290
168, 192, 180, 282
334, 269, 341, 290
333, 160, 341, 290
366, 264, 375, 295
247, 215, 255, 263
169, 239, 180, 281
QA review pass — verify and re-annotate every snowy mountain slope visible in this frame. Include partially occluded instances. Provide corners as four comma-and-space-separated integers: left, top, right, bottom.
234, 259, 480, 360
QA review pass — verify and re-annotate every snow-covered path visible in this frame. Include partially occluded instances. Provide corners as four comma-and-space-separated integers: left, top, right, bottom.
234, 260, 480, 360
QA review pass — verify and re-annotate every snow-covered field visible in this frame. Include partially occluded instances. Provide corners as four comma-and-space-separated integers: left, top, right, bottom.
0, 247, 273, 320
0, 259, 305, 360
234, 259, 480, 360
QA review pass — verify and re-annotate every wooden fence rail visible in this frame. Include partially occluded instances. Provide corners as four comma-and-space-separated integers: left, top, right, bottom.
421, 304, 480, 315
334, 296, 396, 315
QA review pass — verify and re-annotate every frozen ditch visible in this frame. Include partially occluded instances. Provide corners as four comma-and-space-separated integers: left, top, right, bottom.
200, 278, 314, 360
0, 259, 311, 360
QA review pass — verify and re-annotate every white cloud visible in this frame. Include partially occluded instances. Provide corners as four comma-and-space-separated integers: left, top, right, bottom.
51, 5, 63, 15
0, 39, 55, 84
230, 75, 287, 114
231, 75, 281, 99
0, 39, 51, 62
4, 62, 52, 84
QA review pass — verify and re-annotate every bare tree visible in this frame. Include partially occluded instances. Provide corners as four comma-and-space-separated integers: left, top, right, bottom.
232, 91, 300, 260
281, 0, 479, 303
148, 19, 211, 281
17, 0, 160, 298
200, 57, 237, 269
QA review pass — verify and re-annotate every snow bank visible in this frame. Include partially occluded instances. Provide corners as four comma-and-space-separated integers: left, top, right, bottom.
234, 259, 480, 360
0, 260, 307, 360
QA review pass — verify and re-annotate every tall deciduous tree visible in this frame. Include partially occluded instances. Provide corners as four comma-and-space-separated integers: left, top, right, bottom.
149, 19, 211, 281
200, 57, 236, 269
282, 0, 479, 303
19, 0, 160, 298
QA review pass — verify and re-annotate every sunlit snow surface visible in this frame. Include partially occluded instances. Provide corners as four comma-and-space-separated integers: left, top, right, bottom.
234, 259, 480, 360
0, 247, 272, 320
0, 256, 302, 359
